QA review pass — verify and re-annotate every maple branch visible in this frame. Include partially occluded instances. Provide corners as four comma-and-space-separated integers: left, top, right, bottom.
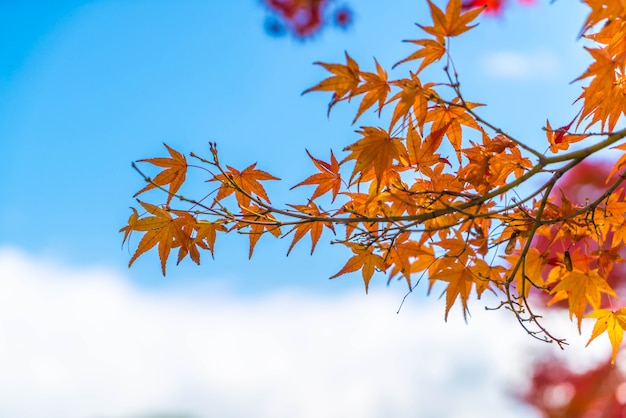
122, 0, 626, 363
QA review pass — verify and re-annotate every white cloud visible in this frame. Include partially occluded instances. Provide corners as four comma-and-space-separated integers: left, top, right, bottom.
480, 50, 560, 80
0, 247, 604, 418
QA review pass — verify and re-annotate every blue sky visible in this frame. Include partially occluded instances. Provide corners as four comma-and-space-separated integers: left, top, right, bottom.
0, 1, 611, 417
0, 0, 591, 292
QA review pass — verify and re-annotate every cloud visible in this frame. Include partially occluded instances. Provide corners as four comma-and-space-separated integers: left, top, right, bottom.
480, 50, 560, 80
0, 247, 599, 418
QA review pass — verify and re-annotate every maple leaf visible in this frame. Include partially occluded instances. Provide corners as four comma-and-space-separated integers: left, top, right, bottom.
425, 98, 483, 161
605, 142, 626, 182
291, 149, 342, 202
460, 145, 491, 191
351, 59, 390, 123
330, 243, 387, 292
419, 0, 484, 39
120, 207, 140, 245
303, 51, 360, 114
550, 268, 617, 331
134, 143, 187, 204
172, 211, 203, 265
284, 201, 335, 255
574, 47, 623, 131
237, 205, 282, 258
483, 133, 514, 153
342, 126, 408, 188
460, 133, 530, 192
545, 117, 588, 153
211, 163, 280, 208
580, 0, 626, 40
594, 244, 626, 277
429, 256, 477, 320
471, 258, 506, 294
388, 73, 438, 131
194, 220, 227, 257
122, 201, 191, 275
586, 308, 626, 365
393, 38, 447, 73
385, 233, 435, 287
502, 248, 546, 299
406, 117, 443, 177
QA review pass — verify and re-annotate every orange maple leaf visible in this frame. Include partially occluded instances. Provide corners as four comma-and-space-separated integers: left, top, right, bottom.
426, 98, 483, 161
605, 142, 626, 183
285, 201, 335, 255
351, 59, 390, 123
545, 117, 588, 153
471, 258, 506, 294
385, 234, 435, 287
330, 243, 387, 293
134, 143, 187, 204
393, 38, 447, 73
303, 51, 360, 114
419, 0, 484, 39
406, 117, 443, 177
429, 257, 476, 320
237, 205, 282, 258
586, 308, 626, 365
212, 163, 280, 208
574, 47, 624, 131
194, 220, 227, 257
388, 73, 437, 131
291, 149, 342, 202
122, 201, 195, 275
342, 126, 408, 188
580, 0, 626, 35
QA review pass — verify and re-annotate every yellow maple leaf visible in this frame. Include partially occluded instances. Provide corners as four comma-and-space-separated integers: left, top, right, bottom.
502, 247, 546, 299
586, 308, 626, 365
550, 268, 617, 331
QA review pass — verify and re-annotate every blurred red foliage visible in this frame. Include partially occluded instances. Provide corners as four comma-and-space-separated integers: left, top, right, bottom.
532, 161, 626, 304
521, 161, 626, 417
462, 0, 535, 14
261, 0, 535, 38
262, 0, 351, 38
520, 357, 626, 417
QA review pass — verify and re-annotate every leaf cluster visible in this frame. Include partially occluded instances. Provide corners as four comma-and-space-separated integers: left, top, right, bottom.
123, 0, 626, 364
